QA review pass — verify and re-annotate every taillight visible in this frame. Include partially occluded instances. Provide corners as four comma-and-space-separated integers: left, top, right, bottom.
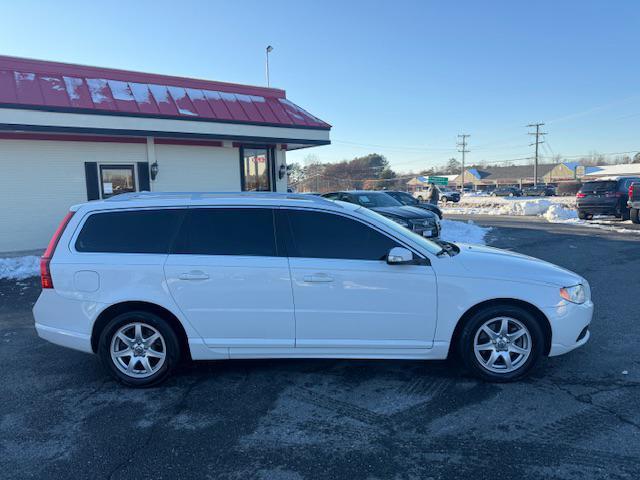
576, 192, 586, 198
41, 211, 75, 289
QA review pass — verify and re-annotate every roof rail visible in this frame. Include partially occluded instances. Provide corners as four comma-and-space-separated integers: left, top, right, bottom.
103, 191, 339, 205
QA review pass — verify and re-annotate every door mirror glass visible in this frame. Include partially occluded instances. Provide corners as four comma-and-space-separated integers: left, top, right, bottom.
387, 247, 413, 265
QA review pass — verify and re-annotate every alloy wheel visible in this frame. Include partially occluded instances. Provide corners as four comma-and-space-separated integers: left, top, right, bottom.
110, 322, 167, 378
473, 317, 532, 374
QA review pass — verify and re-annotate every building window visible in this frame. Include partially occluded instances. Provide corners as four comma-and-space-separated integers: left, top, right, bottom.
241, 147, 274, 191
100, 165, 136, 198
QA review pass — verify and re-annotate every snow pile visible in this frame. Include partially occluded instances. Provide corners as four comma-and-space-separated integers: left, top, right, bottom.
0, 256, 40, 280
498, 199, 553, 216
440, 219, 490, 245
543, 204, 578, 222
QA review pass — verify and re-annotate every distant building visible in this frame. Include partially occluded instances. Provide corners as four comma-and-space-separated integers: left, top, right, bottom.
582, 163, 640, 178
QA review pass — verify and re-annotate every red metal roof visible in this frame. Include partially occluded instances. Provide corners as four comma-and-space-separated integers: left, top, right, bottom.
0, 55, 330, 130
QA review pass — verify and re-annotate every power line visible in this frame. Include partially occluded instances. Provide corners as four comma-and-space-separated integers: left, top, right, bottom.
457, 134, 470, 191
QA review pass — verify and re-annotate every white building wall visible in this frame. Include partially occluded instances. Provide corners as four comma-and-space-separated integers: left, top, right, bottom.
0, 139, 147, 253
151, 144, 241, 192
0, 139, 288, 253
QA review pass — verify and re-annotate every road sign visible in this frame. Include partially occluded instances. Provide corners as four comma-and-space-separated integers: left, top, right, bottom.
426, 176, 448, 185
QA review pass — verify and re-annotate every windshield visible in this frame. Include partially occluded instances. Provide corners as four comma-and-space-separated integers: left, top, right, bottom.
392, 192, 417, 205
358, 207, 442, 255
352, 192, 402, 208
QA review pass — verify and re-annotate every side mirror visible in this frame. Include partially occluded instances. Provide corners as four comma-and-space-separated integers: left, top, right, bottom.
387, 247, 414, 265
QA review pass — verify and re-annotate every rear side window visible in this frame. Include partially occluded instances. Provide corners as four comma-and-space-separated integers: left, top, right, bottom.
283, 210, 400, 260
173, 208, 277, 256
75, 209, 185, 253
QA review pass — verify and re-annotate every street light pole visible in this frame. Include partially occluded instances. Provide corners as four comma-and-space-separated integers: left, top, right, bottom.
265, 45, 274, 87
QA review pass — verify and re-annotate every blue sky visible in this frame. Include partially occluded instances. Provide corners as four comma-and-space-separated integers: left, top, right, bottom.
1, 0, 639, 172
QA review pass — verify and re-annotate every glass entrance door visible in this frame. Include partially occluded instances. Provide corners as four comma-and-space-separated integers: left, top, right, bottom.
241, 147, 274, 191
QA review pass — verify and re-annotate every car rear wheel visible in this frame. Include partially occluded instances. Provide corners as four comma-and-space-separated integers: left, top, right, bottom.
98, 311, 180, 387
621, 206, 631, 221
578, 211, 587, 220
458, 305, 544, 382
442, 196, 448, 203
417, 196, 424, 202
631, 208, 640, 224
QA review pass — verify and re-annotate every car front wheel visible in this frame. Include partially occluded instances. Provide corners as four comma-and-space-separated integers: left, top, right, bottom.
458, 305, 544, 382
98, 311, 181, 387
631, 208, 640, 224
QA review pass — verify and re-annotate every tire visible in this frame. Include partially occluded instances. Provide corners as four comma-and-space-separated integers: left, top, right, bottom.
631, 208, 640, 224
457, 305, 545, 382
509, 193, 514, 197
621, 206, 631, 221
442, 196, 448, 203
586, 214, 594, 220
98, 310, 181, 388
417, 196, 424, 202
578, 211, 587, 220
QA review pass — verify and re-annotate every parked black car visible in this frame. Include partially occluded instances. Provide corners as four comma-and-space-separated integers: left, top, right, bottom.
576, 177, 640, 220
322, 191, 440, 238
383, 191, 443, 219
522, 185, 555, 197
491, 187, 523, 197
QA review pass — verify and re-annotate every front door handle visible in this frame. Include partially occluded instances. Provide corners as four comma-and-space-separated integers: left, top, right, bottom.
178, 271, 210, 281
303, 273, 334, 283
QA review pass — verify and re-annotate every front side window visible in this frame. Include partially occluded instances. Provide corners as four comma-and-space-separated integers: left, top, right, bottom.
241, 148, 273, 191
173, 208, 277, 256
283, 210, 400, 260
100, 165, 136, 198
75, 209, 185, 253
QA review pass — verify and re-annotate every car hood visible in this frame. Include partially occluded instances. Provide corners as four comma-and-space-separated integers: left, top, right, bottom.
453, 243, 584, 287
373, 206, 437, 220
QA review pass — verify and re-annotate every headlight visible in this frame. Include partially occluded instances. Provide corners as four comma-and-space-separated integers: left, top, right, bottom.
560, 284, 586, 304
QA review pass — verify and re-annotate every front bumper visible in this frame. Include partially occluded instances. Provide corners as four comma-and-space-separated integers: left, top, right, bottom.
543, 299, 594, 356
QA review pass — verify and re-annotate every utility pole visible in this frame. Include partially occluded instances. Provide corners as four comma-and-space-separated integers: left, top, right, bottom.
457, 134, 470, 192
527, 123, 546, 186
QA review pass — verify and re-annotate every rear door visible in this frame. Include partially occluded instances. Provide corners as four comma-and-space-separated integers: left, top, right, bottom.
280, 208, 437, 350
164, 207, 295, 350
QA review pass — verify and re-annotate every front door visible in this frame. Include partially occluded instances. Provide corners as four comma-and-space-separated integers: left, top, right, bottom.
164, 207, 295, 350
279, 209, 437, 351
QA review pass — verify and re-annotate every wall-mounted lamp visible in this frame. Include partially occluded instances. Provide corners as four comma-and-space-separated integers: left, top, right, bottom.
150, 161, 159, 181
279, 163, 292, 180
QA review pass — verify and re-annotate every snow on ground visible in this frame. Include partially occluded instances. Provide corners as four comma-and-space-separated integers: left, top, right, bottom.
440, 219, 490, 245
443, 196, 640, 235
0, 255, 40, 280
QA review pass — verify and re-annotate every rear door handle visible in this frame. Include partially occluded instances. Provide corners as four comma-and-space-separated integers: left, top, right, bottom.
178, 271, 210, 281
303, 273, 334, 283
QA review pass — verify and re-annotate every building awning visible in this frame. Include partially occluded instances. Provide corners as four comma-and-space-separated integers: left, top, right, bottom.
0, 56, 330, 148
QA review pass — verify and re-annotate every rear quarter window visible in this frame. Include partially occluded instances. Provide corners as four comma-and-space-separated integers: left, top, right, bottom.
75, 209, 185, 253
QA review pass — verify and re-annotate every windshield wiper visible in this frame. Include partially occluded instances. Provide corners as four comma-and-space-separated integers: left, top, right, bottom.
433, 240, 459, 257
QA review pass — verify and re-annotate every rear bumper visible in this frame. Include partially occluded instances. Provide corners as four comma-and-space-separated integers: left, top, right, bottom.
33, 290, 95, 354
543, 300, 594, 356
577, 199, 619, 214
35, 323, 93, 353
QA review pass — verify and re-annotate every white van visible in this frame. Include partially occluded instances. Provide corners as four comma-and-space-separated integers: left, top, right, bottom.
33, 192, 592, 387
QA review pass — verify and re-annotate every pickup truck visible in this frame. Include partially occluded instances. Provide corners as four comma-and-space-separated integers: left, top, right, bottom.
628, 182, 640, 223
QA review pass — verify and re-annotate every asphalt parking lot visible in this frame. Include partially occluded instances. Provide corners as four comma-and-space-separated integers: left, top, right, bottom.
1, 216, 640, 480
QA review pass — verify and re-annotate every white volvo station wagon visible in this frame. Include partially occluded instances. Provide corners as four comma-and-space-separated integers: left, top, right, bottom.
34, 192, 593, 387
